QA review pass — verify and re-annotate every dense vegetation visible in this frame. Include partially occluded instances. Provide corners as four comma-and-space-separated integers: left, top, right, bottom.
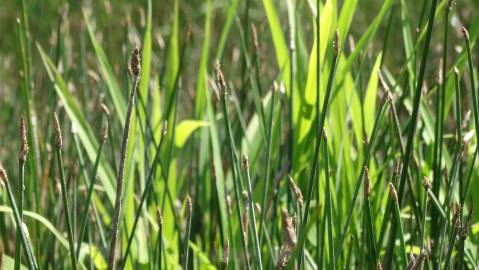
1, 0, 479, 269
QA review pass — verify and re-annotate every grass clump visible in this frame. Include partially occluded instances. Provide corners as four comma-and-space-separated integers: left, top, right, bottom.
1, 0, 479, 269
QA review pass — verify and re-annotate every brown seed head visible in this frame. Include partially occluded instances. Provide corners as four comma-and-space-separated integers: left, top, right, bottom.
215, 63, 227, 95
452, 204, 462, 232
161, 120, 168, 138
461, 26, 470, 41
272, 81, 278, 93
422, 176, 431, 190
185, 195, 192, 216
100, 103, 110, 117
0, 164, 7, 185
333, 29, 340, 56
242, 154, 249, 171
184, 23, 192, 44
276, 248, 290, 269
288, 176, 303, 206
364, 166, 371, 200
281, 208, 297, 251
389, 183, 398, 202
130, 47, 141, 77
53, 112, 63, 148
226, 195, 232, 215
242, 191, 249, 206
407, 252, 416, 269
251, 24, 259, 51
222, 240, 230, 269
255, 203, 261, 215
19, 116, 29, 163
156, 207, 163, 226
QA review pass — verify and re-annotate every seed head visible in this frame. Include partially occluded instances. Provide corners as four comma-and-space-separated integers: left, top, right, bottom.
100, 103, 110, 141
215, 63, 227, 95
288, 176, 303, 206
255, 202, 261, 215
161, 120, 168, 138
364, 166, 371, 200
0, 164, 7, 185
222, 240, 230, 269
333, 29, 340, 56
461, 26, 470, 41
281, 208, 297, 251
130, 47, 141, 77
100, 103, 110, 117
156, 207, 163, 226
251, 24, 259, 51
276, 247, 290, 269
422, 176, 431, 190
407, 252, 416, 269
448, 0, 453, 10
389, 182, 398, 202
185, 195, 192, 216
452, 204, 462, 233
242, 154, 249, 171
226, 195, 232, 215
53, 112, 63, 148
19, 115, 29, 163
272, 81, 278, 93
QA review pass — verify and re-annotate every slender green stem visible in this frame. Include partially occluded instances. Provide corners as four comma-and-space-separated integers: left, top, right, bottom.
14, 160, 26, 270
108, 55, 140, 269
302, 30, 340, 249
1, 168, 38, 270
390, 184, 408, 269
121, 131, 166, 268
56, 148, 78, 270
183, 197, 193, 270
323, 134, 335, 270
259, 84, 277, 251
243, 156, 263, 269
217, 67, 250, 269
335, 103, 387, 262
75, 141, 104, 258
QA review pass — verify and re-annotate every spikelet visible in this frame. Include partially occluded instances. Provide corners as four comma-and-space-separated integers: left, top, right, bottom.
226, 195, 232, 215
251, 24, 259, 52
161, 120, 168, 138
281, 208, 297, 251
19, 115, 29, 163
53, 112, 63, 148
130, 47, 141, 77
422, 176, 431, 190
333, 29, 340, 56
185, 195, 192, 217
461, 26, 470, 41
364, 166, 371, 200
222, 240, 230, 269
101, 104, 110, 141
389, 183, 398, 202
407, 252, 416, 269
0, 163, 6, 185
242, 191, 249, 248
288, 176, 303, 206
156, 207, 163, 226
215, 63, 227, 95
242, 154, 249, 171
